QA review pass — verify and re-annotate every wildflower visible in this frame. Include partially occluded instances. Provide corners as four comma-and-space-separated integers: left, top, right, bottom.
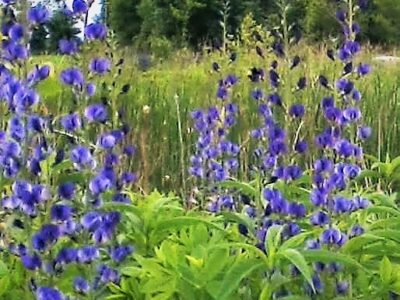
60, 68, 84, 87
27, 5, 50, 25
109, 245, 134, 263
77, 246, 99, 263
58, 182, 76, 200
72, 0, 88, 15
21, 253, 42, 270
8, 24, 24, 41
61, 113, 81, 132
289, 104, 305, 118
58, 39, 79, 55
36, 287, 65, 300
89, 58, 111, 75
51, 205, 73, 222
74, 277, 90, 294
85, 23, 107, 40
84, 104, 108, 123
71, 146, 95, 169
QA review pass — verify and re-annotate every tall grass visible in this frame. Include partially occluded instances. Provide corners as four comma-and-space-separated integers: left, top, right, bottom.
32, 46, 400, 191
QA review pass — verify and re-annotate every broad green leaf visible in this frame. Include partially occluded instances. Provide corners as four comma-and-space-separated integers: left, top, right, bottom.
0, 276, 10, 297
279, 232, 313, 251
380, 256, 392, 285
203, 248, 229, 281
343, 234, 385, 253
218, 180, 257, 197
300, 250, 366, 271
0, 261, 8, 277
371, 229, 400, 243
277, 249, 314, 292
209, 259, 264, 300
367, 206, 400, 216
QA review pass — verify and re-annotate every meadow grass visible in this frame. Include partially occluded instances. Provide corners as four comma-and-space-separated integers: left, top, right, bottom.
31, 46, 400, 192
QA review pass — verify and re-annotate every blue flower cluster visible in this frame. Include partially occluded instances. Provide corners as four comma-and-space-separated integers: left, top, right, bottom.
189, 75, 240, 210
0, 1, 135, 299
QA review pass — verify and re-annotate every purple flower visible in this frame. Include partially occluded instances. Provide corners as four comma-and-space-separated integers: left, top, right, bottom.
86, 83, 96, 96
98, 265, 120, 284
4, 42, 28, 61
109, 245, 134, 263
58, 182, 76, 200
84, 104, 108, 123
310, 211, 330, 226
343, 107, 361, 122
289, 104, 305, 118
74, 277, 90, 294
55, 247, 78, 265
294, 140, 308, 153
36, 287, 65, 300
61, 113, 81, 132
289, 202, 306, 218
336, 10, 347, 22
60, 68, 84, 87
51, 205, 73, 222
85, 23, 107, 40
90, 58, 111, 75
336, 78, 354, 95
21, 253, 42, 270
336, 281, 349, 295
350, 224, 365, 238
71, 146, 95, 169
72, 0, 88, 15
59, 39, 79, 55
77, 246, 99, 263
27, 5, 50, 25
358, 126, 372, 140
356, 64, 371, 76
8, 24, 24, 41
89, 175, 112, 195
321, 228, 342, 245
97, 133, 117, 149
251, 89, 263, 101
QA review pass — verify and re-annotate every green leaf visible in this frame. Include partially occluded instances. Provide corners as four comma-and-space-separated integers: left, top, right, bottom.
152, 216, 225, 237
380, 256, 392, 285
218, 180, 257, 197
209, 259, 264, 300
203, 248, 229, 281
300, 250, 366, 271
0, 276, 10, 297
279, 232, 313, 251
0, 261, 8, 277
371, 229, 400, 243
277, 249, 314, 292
343, 234, 385, 253
367, 206, 400, 216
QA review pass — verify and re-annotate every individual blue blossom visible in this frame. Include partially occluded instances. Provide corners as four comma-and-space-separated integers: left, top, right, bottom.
98, 265, 120, 284
97, 133, 117, 149
89, 174, 112, 195
58, 182, 76, 200
310, 211, 330, 226
269, 69, 280, 88
321, 228, 347, 246
90, 58, 111, 75
289, 203, 306, 218
86, 82, 96, 96
294, 140, 308, 153
8, 23, 24, 41
60, 68, 84, 87
72, 0, 88, 15
336, 78, 354, 95
3, 42, 28, 61
357, 126, 372, 140
84, 104, 108, 123
21, 253, 42, 270
336, 10, 347, 22
343, 107, 361, 122
121, 172, 137, 185
28, 115, 45, 133
77, 246, 99, 264
352, 196, 370, 210
268, 93, 282, 106
289, 104, 305, 118
61, 113, 81, 132
27, 5, 51, 25
36, 287, 65, 300
251, 89, 263, 101
355, 63, 370, 76
109, 245, 134, 263
74, 277, 90, 295
349, 224, 365, 238
51, 205, 73, 222
336, 281, 349, 295
58, 39, 79, 55
71, 146, 95, 170
85, 23, 107, 40
13, 88, 40, 112
55, 247, 78, 265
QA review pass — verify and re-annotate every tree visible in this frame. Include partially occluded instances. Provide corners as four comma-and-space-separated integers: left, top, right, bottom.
47, 10, 81, 52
